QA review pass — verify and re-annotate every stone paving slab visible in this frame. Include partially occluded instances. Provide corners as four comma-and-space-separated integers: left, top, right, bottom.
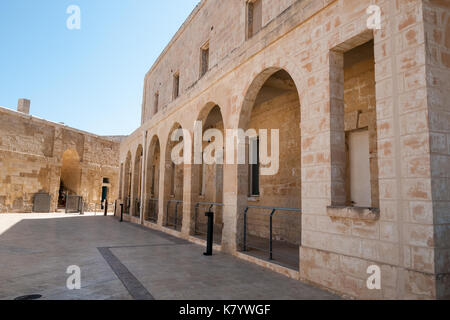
0, 214, 340, 300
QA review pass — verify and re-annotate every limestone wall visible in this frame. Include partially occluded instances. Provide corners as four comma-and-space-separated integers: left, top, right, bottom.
141, 0, 297, 123
0, 107, 120, 213
118, 0, 449, 299
422, 0, 450, 299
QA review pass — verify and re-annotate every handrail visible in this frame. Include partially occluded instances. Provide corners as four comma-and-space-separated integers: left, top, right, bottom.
245, 205, 302, 212
166, 200, 183, 230
243, 205, 302, 261
194, 202, 224, 235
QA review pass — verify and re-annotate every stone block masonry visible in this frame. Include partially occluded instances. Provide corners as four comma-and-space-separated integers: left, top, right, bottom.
117, 0, 450, 299
0, 103, 122, 213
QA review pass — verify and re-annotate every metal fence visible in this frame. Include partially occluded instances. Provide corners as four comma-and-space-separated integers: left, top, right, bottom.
65, 195, 83, 214
146, 198, 159, 223
124, 197, 131, 214
194, 202, 224, 244
165, 200, 183, 231
243, 205, 302, 269
133, 198, 140, 217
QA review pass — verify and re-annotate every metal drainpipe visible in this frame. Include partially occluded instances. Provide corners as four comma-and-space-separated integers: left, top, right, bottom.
140, 131, 147, 224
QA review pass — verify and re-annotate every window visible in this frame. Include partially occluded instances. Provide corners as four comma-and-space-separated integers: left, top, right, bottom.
329, 36, 379, 208
103, 178, 110, 184
200, 42, 209, 78
249, 136, 260, 196
154, 92, 159, 115
173, 73, 180, 100
246, 0, 262, 40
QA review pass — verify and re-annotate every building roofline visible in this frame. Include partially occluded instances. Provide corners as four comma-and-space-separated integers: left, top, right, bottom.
144, 0, 207, 80
0, 105, 122, 143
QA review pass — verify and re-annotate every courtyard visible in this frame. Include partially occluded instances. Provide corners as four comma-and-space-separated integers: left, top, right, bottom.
0, 213, 339, 300
1, 0, 448, 301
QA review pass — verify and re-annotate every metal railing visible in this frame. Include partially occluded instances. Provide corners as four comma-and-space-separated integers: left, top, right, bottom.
146, 198, 159, 223
243, 205, 302, 262
194, 202, 224, 237
133, 198, 141, 217
166, 200, 183, 230
124, 197, 131, 214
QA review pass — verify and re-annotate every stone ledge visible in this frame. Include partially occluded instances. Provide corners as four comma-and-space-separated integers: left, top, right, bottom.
234, 251, 300, 281
188, 236, 222, 252
327, 206, 380, 221
248, 196, 260, 202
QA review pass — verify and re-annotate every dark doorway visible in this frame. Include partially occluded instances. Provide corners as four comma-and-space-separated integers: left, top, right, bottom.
101, 186, 108, 209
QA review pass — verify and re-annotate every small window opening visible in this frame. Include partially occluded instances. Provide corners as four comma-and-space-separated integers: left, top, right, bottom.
249, 136, 260, 196
200, 42, 210, 78
173, 73, 180, 100
246, 0, 262, 40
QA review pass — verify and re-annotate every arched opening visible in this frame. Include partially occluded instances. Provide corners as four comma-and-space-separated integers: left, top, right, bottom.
193, 104, 224, 244
144, 136, 161, 223
132, 145, 143, 217
163, 123, 184, 231
58, 149, 81, 209
123, 152, 132, 214
238, 68, 302, 270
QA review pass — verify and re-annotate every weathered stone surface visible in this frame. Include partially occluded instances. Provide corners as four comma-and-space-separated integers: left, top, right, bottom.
115, 0, 449, 300
0, 0, 447, 300
0, 106, 122, 213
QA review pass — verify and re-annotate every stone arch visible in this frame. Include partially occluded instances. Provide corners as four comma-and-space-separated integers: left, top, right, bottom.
232, 52, 307, 126
131, 144, 143, 217
192, 102, 225, 243
236, 67, 302, 269
144, 135, 161, 222
123, 151, 132, 214
238, 66, 303, 129
196, 102, 225, 125
163, 122, 185, 231
58, 148, 82, 209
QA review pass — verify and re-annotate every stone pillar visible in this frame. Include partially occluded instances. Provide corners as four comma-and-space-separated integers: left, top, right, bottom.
221, 146, 248, 254
49, 164, 61, 212
140, 133, 147, 224
159, 156, 172, 227
422, 0, 450, 300
181, 163, 196, 237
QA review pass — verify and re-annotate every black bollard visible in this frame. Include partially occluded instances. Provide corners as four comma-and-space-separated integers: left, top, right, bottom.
204, 211, 214, 256
104, 199, 108, 216
120, 203, 124, 222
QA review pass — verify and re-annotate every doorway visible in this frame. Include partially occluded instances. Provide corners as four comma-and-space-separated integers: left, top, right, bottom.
58, 149, 81, 210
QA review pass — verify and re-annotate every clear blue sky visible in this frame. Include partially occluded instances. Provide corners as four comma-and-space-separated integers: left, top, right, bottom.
0, 0, 199, 136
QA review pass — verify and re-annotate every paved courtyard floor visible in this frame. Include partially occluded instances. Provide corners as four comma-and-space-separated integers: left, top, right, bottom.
0, 213, 339, 300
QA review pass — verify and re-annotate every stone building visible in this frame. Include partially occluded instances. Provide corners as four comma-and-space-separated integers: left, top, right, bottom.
117, 0, 449, 299
0, 100, 122, 213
